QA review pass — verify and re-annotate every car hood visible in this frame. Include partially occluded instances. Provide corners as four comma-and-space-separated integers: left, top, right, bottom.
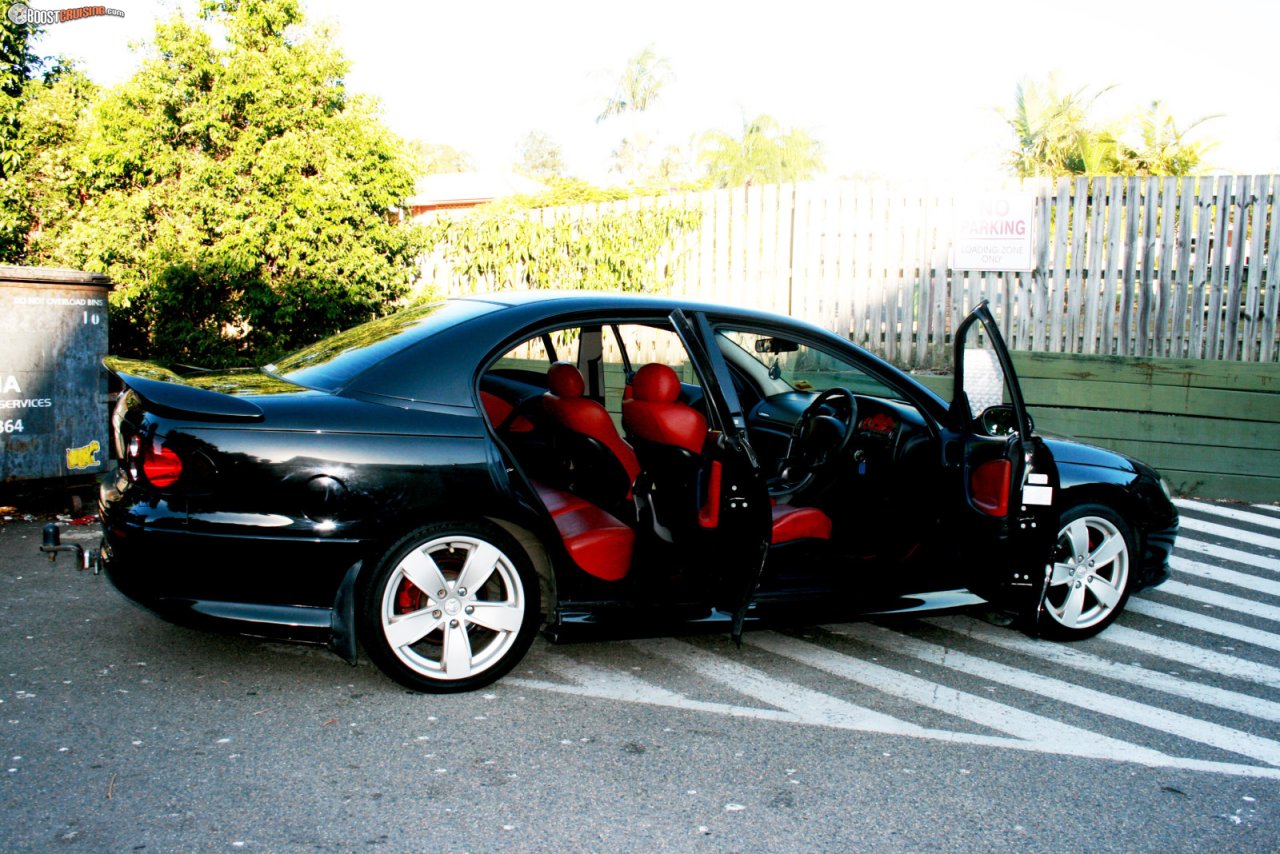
1040, 435, 1139, 473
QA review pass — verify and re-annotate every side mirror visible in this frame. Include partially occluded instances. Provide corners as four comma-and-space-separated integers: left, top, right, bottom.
977, 404, 1033, 437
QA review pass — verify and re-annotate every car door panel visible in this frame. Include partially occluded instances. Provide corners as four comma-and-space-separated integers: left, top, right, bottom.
947, 302, 1059, 622
669, 309, 772, 641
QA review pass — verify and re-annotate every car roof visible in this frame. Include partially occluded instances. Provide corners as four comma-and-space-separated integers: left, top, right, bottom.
450, 290, 816, 329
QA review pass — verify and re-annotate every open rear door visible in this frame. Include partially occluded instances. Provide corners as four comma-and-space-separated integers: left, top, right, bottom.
669, 309, 772, 643
948, 302, 1059, 624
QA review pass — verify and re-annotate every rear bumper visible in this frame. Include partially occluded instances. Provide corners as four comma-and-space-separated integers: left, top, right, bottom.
99, 483, 365, 647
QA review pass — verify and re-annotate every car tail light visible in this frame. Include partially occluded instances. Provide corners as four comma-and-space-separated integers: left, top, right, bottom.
126, 434, 183, 489
970, 458, 1011, 517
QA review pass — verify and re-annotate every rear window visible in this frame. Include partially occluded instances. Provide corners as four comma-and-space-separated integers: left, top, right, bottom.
266, 301, 497, 392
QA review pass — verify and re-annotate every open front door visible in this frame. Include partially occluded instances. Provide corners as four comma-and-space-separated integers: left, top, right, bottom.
669, 309, 771, 642
948, 302, 1058, 624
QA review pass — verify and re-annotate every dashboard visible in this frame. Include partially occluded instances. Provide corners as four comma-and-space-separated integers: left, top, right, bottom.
746, 390, 926, 461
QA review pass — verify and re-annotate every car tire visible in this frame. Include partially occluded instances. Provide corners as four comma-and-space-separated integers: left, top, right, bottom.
1039, 503, 1134, 640
358, 520, 540, 693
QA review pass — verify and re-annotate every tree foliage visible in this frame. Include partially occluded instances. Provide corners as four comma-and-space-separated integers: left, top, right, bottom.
27, 0, 423, 366
596, 45, 680, 183
0, 14, 35, 179
596, 44, 671, 123
0, 17, 92, 262
699, 114, 825, 188
508, 177, 632, 208
408, 140, 473, 175
515, 130, 564, 180
1124, 100, 1219, 177
1004, 75, 1218, 178
422, 200, 701, 294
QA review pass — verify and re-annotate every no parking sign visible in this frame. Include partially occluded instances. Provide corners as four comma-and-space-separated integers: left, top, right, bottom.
953, 193, 1036, 272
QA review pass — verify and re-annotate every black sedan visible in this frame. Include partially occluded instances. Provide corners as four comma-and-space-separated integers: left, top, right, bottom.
97, 292, 1178, 692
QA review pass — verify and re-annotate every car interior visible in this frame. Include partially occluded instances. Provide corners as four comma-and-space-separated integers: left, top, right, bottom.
478, 319, 945, 596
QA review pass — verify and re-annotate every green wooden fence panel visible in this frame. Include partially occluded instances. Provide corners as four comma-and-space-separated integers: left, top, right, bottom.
913, 353, 1280, 502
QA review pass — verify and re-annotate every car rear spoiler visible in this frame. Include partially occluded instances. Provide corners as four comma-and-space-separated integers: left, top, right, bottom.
104, 357, 265, 423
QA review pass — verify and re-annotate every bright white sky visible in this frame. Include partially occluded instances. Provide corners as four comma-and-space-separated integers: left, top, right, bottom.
36, 0, 1280, 182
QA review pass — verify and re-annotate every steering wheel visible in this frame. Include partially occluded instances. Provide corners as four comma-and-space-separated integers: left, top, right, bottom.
773, 387, 857, 495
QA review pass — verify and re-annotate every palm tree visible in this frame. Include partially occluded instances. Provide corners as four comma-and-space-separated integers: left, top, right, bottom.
1118, 101, 1219, 176
1004, 75, 1121, 177
596, 45, 672, 123
699, 114, 824, 188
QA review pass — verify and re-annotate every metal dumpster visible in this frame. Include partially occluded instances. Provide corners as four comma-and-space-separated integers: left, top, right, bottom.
0, 266, 111, 483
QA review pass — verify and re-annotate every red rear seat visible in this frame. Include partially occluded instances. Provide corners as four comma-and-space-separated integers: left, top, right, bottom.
770, 503, 833, 544
533, 482, 635, 582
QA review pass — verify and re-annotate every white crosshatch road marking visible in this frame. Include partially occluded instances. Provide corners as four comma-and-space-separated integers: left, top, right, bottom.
511, 498, 1280, 780
1157, 579, 1280, 622
1170, 555, 1280, 592
1177, 515, 1280, 552
1174, 498, 1280, 530
924, 614, 1280, 723
1124, 599, 1280, 652
1177, 537, 1280, 573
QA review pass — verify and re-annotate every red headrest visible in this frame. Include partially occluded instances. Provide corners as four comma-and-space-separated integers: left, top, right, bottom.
547, 362, 585, 398
632, 363, 680, 403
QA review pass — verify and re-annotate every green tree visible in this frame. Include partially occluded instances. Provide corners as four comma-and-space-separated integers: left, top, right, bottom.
699, 114, 825, 188
34, 0, 424, 366
1004, 76, 1216, 178
1117, 100, 1219, 176
597, 45, 675, 183
3, 65, 95, 261
0, 14, 35, 180
596, 44, 671, 123
515, 130, 564, 179
1003, 76, 1119, 177
422, 204, 701, 294
408, 140, 473, 175
0, 16, 91, 261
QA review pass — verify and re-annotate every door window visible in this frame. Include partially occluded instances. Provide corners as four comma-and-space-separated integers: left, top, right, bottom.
600, 324, 699, 422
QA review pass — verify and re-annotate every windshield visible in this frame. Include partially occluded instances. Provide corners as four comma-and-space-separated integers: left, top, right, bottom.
718, 329, 905, 401
267, 300, 497, 392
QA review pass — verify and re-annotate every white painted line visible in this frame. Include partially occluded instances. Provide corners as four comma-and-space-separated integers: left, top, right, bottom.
829, 622, 1280, 767
748, 632, 1176, 764
511, 643, 1280, 780
1171, 555, 1280, 595
1175, 499, 1280, 530
1127, 598, 1280, 652
1159, 580, 1280, 623
1250, 504, 1280, 516
1177, 537, 1280, 573
1179, 516, 1280, 552
925, 615, 1280, 723
1102, 625, 1280, 689
640, 637, 931, 735
509, 658, 798, 724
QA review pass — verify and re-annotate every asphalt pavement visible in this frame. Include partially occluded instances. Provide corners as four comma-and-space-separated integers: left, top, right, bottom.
1, 499, 1278, 852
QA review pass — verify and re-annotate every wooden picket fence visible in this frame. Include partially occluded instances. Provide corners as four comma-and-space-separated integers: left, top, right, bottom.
426, 175, 1280, 369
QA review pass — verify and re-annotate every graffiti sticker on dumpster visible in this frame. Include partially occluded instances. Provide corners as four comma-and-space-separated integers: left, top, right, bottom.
1, 270, 109, 480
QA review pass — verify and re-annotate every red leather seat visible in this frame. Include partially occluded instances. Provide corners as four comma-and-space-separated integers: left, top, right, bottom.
624, 362, 832, 546
480, 391, 533, 432
771, 503, 834, 544
542, 363, 641, 497
533, 482, 634, 581
622, 363, 706, 454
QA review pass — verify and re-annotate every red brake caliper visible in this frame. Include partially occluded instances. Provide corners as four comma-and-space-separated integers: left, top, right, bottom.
395, 579, 424, 614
